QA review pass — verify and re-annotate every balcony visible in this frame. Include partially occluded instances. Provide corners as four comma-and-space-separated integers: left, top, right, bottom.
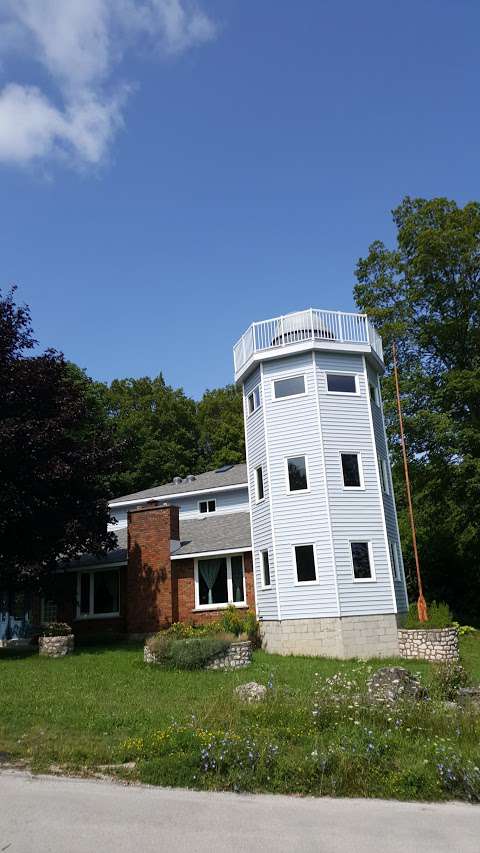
233, 308, 384, 381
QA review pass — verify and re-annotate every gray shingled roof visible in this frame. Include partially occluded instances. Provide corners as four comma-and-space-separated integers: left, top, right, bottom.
67, 511, 251, 568
110, 463, 248, 505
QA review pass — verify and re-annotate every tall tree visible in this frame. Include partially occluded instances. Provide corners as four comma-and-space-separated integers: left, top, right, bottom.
354, 197, 480, 620
0, 288, 120, 598
102, 375, 199, 496
197, 384, 245, 470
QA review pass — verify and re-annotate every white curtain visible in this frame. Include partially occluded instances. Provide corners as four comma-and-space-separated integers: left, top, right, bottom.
199, 559, 222, 605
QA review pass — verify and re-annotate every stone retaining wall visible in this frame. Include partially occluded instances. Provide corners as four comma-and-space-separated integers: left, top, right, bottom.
206, 640, 252, 670
397, 627, 459, 662
39, 635, 74, 658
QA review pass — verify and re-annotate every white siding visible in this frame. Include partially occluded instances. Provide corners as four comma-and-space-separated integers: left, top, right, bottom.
244, 367, 278, 619
108, 487, 249, 531
317, 351, 396, 615
366, 362, 409, 612
262, 353, 338, 618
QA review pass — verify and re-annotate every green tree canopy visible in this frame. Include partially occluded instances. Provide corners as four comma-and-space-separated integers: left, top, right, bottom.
355, 197, 480, 620
197, 384, 245, 470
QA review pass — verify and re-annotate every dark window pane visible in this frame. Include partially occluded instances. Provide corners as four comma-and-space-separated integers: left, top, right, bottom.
199, 501, 207, 513
256, 467, 264, 500
94, 571, 119, 614
288, 456, 308, 491
262, 551, 270, 586
341, 453, 361, 487
199, 558, 228, 605
231, 556, 245, 602
351, 542, 372, 579
80, 574, 90, 614
295, 545, 316, 582
274, 375, 305, 398
208, 500, 216, 512
369, 382, 378, 403
12, 593, 25, 621
327, 374, 356, 393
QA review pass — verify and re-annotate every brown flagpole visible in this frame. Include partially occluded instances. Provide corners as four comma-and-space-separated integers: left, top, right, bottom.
391, 340, 428, 622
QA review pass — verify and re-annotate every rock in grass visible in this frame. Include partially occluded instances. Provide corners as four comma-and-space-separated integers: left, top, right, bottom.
367, 667, 428, 704
457, 687, 480, 711
235, 682, 267, 703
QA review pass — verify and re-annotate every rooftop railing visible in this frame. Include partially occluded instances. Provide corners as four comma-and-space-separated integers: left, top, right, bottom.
233, 308, 383, 376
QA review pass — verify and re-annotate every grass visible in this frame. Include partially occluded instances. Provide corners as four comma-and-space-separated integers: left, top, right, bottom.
1, 637, 479, 801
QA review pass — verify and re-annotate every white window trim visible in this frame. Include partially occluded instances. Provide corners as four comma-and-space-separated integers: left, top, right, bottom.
325, 370, 360, 396
378, 456, 390, 495
389, 539, 400, 581
254, 465, 265, 503
247, 385, 261, 416
198, 498, 217, 514
76, 568, 121, 620
272, 373, 307, 401
350, 540, 376, 583
285, 454, 310, 494
339, 450, 365, 491
194, 554, 247, 611
293, 543, 319, 586
259, 549, 271, 589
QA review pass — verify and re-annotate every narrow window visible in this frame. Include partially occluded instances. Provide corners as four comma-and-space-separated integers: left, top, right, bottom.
231, 555, 245, 603
294, 544, 317, 583
341, 453, 362, 488
247, 385, 261, 414
273, 375, 305, 399
389, 540, 400, 580
369, 381, 379, 405
261, 550, 271, 587
255, 466, 264, 501
287, 456, 308, 492
199, 499, 216, 514
378, 457, 390, 494
80, 573, 90, 615
351, 542, 373, 580
326, 373, 357, 393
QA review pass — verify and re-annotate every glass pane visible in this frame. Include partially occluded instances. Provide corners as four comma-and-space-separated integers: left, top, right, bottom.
274, 375, 305, 398
327, 374, 356, 393
288, 456, 308, 491
80, 574, 90, 614
199, 558, 228, 605
93, 571, 119, 614
253, 387, 260, 408
12, 593, 25, 621
199, 501, 207, 513
208, 500, 216, 512
351, 542, 372, 579
262, 551, 270, 586
256, 467, 264, 500
295, 545, 316, 582
341, 453, 360, 487
231, 556, 245, 602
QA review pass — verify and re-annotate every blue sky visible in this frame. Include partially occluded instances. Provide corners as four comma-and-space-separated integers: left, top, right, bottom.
1, 0, 479, 398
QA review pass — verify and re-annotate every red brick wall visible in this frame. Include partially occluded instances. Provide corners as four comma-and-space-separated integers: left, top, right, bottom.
126, 503, 179, 633
172, 551, 255, 625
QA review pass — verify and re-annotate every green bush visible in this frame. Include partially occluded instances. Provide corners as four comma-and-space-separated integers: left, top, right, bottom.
219, 605, 245, 637
145, 632, 174, 662
169, 636, 231, 670
40, 622, 72, 637
402, 601, 453, 630
432, 662, 470, 700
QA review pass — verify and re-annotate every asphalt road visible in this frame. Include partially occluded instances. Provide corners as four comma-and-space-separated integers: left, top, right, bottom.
0, 770, 479, 852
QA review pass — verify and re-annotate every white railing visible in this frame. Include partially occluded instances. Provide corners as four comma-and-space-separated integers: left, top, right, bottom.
233, 308, 383, 374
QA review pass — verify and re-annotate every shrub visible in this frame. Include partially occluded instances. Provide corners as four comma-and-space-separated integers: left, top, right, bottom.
432, 662, 470, 700
169, 636, 231, 670
452, 622, 477, 637
145, 632, 174, 663
244, 610, 261, 647
402, 601, 453, 630
219, 605, 245, 637
40, 622, 72, 637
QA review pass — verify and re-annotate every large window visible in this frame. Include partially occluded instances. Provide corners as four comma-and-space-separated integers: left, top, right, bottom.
273, 375, 306, 399
286, 456, 309, 492
294, 544, 317, 583
78, 570, 120, 618
247, 385, 261, 414
340, 452, 363, 489
199, 499, 216, 514
260, 550, 271, 587
196, 555, 246, 609
326, 373, 357, 393
350, 542, 374, 581
255, 466, 264, 501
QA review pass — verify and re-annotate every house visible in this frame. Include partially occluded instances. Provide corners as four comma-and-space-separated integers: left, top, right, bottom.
1, 308, 408, 657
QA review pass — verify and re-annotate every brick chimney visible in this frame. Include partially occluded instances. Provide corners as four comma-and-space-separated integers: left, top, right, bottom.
126, 502, 180, 635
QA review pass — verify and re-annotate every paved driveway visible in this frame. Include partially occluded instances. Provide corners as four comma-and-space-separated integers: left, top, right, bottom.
0, 770, 479, 852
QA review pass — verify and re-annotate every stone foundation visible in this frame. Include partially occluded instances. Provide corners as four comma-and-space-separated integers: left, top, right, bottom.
260, 614, 400, 659
39, 635, 74, 658
397, 627, 459, 662
206, 640, 252, 670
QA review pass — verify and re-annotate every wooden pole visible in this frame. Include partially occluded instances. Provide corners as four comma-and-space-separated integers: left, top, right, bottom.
391, 340, 428, 622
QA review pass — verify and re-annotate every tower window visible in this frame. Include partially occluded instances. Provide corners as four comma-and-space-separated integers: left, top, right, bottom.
341, 453, 363, 488
378, 457, 390, 494
326, 373, 357, 393
369, 381, 379, 405
389, 540, 400, 580
273, 375, 306, 399
254, 466, 264, 501
294, 544, 317, 583
247, 385, 261, 414
351, 541, 374, 581
260, 550, 271, 587
286, 456, 309, 492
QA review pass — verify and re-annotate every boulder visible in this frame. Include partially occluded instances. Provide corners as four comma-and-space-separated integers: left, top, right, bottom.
367, 666, 428, 704
457, 688, 480, 711
235, 682, 267, 703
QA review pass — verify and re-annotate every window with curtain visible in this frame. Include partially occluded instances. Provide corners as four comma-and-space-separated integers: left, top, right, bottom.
197, 555, 246, 608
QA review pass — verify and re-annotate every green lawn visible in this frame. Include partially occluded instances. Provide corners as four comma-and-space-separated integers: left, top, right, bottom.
1, 637, 479, 801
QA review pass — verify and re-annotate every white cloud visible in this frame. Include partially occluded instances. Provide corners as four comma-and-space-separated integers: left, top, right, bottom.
0, 0, 216, 169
